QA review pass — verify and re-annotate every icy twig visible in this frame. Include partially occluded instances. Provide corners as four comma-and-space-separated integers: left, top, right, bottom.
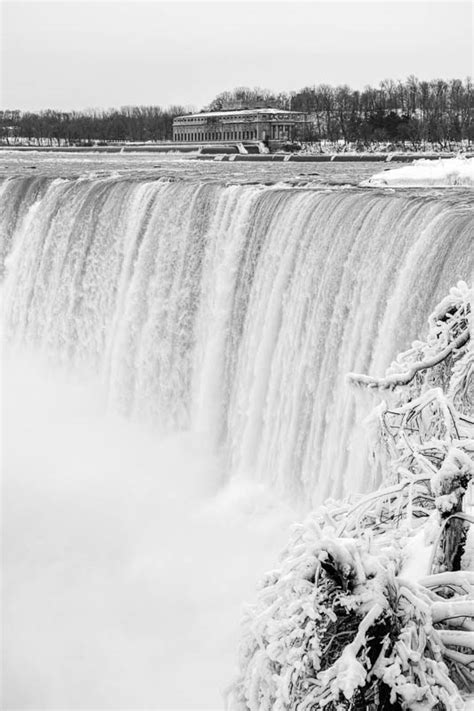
348, 329, 469, 390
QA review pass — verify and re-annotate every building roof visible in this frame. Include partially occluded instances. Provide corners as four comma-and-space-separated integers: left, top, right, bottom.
175, 108, 304, 120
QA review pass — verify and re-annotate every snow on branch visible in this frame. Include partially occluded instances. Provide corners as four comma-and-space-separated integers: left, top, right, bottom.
348, 329, 469, 390
348, 281, 471, 392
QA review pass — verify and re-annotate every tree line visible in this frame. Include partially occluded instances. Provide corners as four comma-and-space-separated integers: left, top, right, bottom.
1, 76, 473, 147
210, 77, 473, 147
0, 105, 190, 146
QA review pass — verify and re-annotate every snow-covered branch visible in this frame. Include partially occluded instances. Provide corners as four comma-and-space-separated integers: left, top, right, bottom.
348, 330, 469, 391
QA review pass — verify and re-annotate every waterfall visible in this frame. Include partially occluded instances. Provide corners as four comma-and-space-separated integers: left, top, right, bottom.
2, 175, 473, 505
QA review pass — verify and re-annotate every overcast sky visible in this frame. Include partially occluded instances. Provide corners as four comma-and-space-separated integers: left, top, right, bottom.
1, 0, 472, 111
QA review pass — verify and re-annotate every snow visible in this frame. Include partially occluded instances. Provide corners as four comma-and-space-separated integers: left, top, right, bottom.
361, 157, 474, 187
399, 527, 433, 582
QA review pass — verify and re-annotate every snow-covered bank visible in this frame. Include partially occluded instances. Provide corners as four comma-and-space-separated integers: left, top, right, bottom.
361, 157, 474, 187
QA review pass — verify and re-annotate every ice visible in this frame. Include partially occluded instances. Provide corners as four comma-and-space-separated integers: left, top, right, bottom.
361, 157, 474, 187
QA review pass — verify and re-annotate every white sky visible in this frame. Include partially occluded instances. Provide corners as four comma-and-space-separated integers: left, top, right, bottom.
1, 0, 472, 111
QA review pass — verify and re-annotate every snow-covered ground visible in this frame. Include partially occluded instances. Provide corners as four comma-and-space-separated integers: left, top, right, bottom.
361, 157, 474, 187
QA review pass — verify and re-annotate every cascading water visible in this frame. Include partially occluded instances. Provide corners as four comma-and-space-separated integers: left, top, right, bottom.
2, 175, 473, 506
2, 166, 474, 709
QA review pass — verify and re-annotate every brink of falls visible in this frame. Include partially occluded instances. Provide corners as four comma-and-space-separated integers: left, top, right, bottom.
2, 175, 473, 506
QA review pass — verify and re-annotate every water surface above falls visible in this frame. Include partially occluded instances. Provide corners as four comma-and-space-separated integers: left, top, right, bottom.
1, 155, 473, 507
0, 149, 412, 185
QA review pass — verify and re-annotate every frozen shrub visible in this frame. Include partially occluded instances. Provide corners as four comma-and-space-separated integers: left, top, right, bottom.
231, 282, 473, 711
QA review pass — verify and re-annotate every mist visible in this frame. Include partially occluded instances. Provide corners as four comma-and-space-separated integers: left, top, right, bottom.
2, 351, 294, 709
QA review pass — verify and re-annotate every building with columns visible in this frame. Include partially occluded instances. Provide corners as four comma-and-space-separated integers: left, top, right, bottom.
172, 108, 306, 147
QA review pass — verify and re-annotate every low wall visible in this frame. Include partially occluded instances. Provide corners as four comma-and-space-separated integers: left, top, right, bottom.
194, 152, 473, 163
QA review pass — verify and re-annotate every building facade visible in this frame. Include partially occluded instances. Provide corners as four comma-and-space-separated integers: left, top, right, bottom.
172, 108, 306, 145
